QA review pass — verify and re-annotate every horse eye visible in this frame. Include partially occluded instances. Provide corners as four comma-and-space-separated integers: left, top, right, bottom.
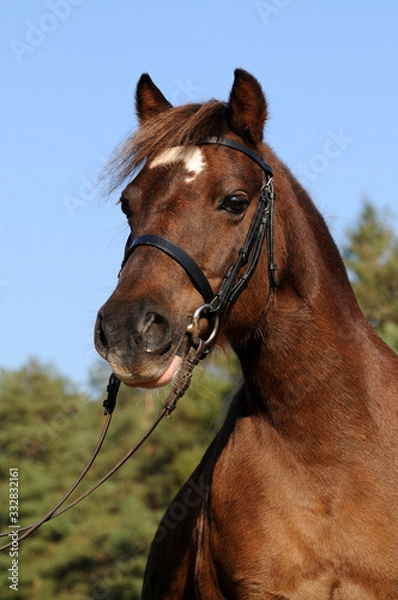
120, 197, 132, 218
221, 195, 249, 215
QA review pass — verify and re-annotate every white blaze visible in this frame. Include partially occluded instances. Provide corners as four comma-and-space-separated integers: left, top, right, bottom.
149, 147, 206, 182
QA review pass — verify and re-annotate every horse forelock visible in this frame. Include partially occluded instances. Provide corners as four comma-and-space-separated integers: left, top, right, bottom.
104, 100, 232, 191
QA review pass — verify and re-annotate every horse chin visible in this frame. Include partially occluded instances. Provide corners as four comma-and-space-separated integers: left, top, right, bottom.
108, 353, 183, 389
126, 354, 183, 389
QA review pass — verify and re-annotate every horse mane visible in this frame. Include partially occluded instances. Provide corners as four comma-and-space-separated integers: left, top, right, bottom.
105, 101, 232, 191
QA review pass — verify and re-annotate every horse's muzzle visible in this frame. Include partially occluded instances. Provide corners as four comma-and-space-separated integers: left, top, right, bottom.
94, 298, 184, 387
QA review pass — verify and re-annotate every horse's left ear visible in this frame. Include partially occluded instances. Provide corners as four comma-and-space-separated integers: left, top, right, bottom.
135, 73, 173, 124
228, 69, 268, 144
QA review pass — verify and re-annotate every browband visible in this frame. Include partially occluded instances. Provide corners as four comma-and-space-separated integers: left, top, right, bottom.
200, 137, 273, 178
120, 138, 275, 310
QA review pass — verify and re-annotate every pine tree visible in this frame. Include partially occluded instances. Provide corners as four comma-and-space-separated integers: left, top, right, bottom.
0, 353, 240, 599
342, 199, 398, 352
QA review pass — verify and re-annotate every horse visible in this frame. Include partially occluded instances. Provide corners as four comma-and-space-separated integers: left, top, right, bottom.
94, 69, 398, 599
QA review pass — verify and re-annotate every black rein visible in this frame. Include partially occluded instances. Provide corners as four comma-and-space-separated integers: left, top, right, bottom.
0, 137, 276, 552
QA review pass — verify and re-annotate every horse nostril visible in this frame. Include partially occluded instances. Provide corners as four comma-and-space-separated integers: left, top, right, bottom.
94, 303, 174, 359
95, 313, 109, 352
139, 311, 173, 355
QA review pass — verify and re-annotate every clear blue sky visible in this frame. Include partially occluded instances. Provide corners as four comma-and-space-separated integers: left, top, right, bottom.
1, 0, 397, 388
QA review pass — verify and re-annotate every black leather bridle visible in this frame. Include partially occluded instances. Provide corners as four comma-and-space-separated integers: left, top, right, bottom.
0, 140, 277, 552
120, 137, 277, 350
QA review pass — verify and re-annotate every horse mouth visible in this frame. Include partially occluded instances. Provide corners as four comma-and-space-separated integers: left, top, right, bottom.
107, 337, 186, 389
129, 353, 183, 389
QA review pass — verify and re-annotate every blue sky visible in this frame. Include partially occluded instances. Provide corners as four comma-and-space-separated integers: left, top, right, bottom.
1, 0, 397, 388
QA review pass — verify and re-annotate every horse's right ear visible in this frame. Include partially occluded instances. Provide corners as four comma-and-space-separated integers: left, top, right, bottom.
135, 74, 173, 124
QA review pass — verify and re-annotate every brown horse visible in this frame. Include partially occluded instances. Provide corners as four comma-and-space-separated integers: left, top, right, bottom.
95, 69, 398, 599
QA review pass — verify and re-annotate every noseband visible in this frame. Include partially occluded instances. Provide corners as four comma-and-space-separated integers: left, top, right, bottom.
0, 140, 276, 552
120, 137, 276, 350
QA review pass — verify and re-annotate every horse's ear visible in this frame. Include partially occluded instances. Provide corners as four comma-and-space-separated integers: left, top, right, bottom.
228, 69, 267, 144
135, 73, 173, 124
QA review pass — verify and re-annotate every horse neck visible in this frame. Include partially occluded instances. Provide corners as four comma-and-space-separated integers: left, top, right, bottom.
232, 159, 379, 458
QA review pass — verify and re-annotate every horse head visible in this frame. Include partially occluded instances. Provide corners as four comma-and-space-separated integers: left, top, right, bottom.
94, 69, 274, 387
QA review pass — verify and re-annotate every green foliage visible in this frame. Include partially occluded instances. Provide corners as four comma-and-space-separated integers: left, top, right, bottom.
2, 199, 396, 597
343, 198, 398, 352
0, 355, 240, 599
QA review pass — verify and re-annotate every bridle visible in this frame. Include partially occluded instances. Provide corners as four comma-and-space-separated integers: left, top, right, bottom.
0, 137, 276, 553
120, 137, 276, 354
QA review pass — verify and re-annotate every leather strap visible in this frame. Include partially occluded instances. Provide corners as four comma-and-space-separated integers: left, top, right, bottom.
122, 234, 214, 303
200, 137, 273, 178
119, 137, 276, 315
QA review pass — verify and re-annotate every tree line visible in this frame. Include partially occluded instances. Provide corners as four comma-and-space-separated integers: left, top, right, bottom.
0, 199, 397, 599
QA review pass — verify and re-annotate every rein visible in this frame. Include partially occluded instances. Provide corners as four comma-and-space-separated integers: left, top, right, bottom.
0, 341, 204, 552
0, 137, 275, 552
